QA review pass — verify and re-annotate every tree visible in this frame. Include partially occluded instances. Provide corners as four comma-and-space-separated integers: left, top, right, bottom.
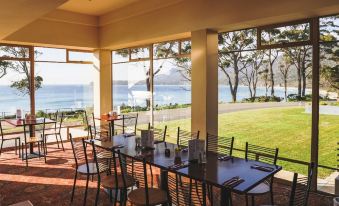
266, 49, 279, 96
259, 67, 270, 97
0, 47, 43, 96
240, 50, 265, 99
280, 24, 312, 97
0, 60, 11, 78
219, 29, 255, 102
319, 15, 339, 94
278, 57, 292, 101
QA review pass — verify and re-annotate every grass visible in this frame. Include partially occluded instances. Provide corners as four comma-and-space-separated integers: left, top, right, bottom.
153, 107, 339, 178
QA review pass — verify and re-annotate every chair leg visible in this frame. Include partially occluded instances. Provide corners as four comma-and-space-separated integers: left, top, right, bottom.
113, 188, 118, 206
0, 140, 3, 155
84, 174, 90, 206
59, 134, 65, 151
15, 139, 17, 155
25, 144, 28, 167
44, 136, 48, 155
251, 195, 255, 206
71, 171, 78, 202
270, 190, 274, 205
245, 195, 249, 206
43, 141, 47, 163
55, 134, 60, 148
95, 176, 100, 206
38, 142, 41, 159
18, 139, 21, 158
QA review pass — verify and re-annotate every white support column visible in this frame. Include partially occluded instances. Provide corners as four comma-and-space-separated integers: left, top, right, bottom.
93, 49, 112, 117
191, 29, 218, 139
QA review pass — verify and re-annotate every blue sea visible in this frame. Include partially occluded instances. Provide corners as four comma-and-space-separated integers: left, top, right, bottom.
0, 84, 300, 113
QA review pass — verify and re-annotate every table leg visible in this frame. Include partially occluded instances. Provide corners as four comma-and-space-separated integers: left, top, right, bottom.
29, 125, 34, 153
220, 187, 232, 206
160, 169, 169, 206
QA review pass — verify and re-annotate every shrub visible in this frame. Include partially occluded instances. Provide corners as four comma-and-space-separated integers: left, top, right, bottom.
241, 96, 282, 103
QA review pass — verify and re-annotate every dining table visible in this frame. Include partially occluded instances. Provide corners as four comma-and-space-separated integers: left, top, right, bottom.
94, 115, 135, 138
86, 135, 282, 206
4, 118, 56, 158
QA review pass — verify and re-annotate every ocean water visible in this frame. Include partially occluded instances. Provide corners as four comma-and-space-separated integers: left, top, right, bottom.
0, 84, 301, 113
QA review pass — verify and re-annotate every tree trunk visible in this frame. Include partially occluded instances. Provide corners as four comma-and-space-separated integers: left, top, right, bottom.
146, 75, 151, 108
284, 77, 287, 101
301, 64, 307, 97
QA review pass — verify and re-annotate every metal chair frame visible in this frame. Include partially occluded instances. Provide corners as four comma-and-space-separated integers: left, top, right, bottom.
0, 120, 20, 157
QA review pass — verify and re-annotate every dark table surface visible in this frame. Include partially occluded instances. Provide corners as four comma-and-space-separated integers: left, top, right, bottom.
87, 135, 282, 194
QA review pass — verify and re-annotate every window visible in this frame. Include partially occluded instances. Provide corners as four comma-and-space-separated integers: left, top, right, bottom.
112, 39, 192, 138
258, 21, 311, 49
68, 50, 94, 63
35, 47, 67, 62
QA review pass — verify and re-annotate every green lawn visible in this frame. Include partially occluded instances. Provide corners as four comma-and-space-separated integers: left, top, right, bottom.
153, 107, 339, 177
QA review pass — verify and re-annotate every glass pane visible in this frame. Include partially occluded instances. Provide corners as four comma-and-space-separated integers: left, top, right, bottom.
260, 22, 310, 46
112, 49, 129, 63
318, 41, 339, 190
218, 43, 313, 176
320, 15, 339, 42
153, 57, 191, 141
112, 60, 151, 127
0, 60, 31, 115
0, 46, 29, 59
68, 51, 94, 62
35, 47, 66, 62
219, 29, 256, 52
131, 47, 149, 60
181, 40, 191, 54
35, 62, 94, 110
153, 41, 179, 58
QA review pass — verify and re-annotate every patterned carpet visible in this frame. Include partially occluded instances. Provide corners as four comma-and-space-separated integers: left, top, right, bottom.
0, 142, 333, 206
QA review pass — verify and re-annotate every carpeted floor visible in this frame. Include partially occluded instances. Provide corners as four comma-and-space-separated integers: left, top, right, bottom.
0, 142, 334, 206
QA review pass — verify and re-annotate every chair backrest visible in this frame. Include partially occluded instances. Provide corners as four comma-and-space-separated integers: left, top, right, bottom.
148, 123, 167, 143
245, 142, 279, 165
122, 113, 138, 134
177, 127, 200, 149
113, 149, 135, 189
69, 134, 89, 170
91, 141, 111, 175
168, 172, 206, 206
206, 133, 234, 156
289, 163, 314, 206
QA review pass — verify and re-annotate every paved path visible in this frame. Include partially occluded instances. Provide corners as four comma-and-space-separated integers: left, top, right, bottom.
138, 102, 303, 124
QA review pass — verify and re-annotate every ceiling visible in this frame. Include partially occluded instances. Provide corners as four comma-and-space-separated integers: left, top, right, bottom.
58, 0, 141, 16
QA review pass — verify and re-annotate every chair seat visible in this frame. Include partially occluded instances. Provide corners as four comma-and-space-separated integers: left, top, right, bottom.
247, 182, 271, 195
101, 174, 135, 189
23, 137, 43, 143
128, 188, 168, 206
77, 162, 107, 174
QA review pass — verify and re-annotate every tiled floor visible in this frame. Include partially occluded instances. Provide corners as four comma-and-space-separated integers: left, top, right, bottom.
0, 142, 334, 206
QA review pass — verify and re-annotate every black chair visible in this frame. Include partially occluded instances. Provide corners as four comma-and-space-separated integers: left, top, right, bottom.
206, 133, 234, 156
115, 113, 138, 136
245, 142, 279, 206
288, 163, 314, 206
69, 134, 108, 205
0, 120, 20, 157
263, 163, 314, 206
167, 172, 207, 206
21, 119, 46, 167
44, 111, 64, 153
84, 111, 109, 139
176, 127, 200, 150
147, 123, 167, 146
100, 149, 136, 205
127, 156, 169, 206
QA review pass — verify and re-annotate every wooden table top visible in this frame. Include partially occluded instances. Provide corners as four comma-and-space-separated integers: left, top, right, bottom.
87, 135, 282, 194
4, 118, 56, 127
